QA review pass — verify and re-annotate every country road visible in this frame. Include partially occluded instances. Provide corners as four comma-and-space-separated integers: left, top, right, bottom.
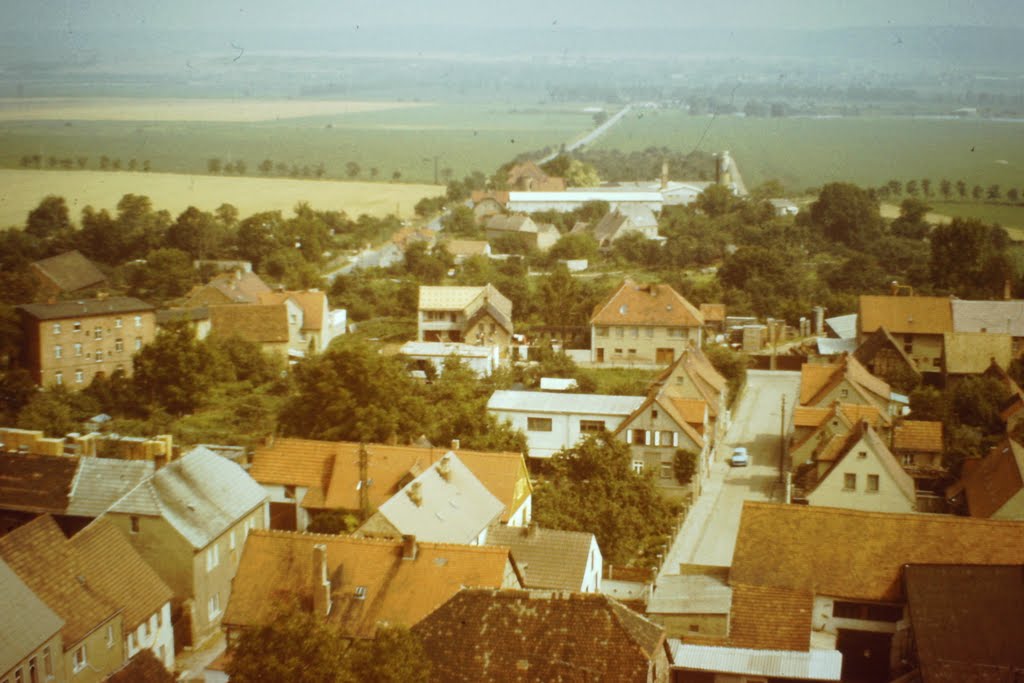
538, 104, 634, 164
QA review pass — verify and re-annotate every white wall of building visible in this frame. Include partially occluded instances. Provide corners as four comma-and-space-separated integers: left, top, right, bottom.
125, 601, 175, 671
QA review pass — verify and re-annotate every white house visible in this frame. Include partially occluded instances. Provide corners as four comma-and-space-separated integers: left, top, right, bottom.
487, 390, 645, 458
400, 341, 500, 378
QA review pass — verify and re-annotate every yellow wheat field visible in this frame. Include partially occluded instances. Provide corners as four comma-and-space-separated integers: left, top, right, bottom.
0, 169, 443, 228
0, 98, 426, 122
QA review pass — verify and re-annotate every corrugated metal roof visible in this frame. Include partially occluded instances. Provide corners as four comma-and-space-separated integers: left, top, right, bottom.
487, 390, 644, 416
400, 341, 495, 358
816, 337, 857, 355
669, 642, 842, 680
824, 313, 858, 340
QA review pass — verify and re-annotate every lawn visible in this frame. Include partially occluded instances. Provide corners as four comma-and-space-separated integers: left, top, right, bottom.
0, 169, 443, 229
0, 101, 595, 184
593, 111, 1024, 194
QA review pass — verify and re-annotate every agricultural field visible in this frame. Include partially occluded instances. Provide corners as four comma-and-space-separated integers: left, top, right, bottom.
0, 169, 443, 229
0, 99, 597, 184
594, 110, 1024, 193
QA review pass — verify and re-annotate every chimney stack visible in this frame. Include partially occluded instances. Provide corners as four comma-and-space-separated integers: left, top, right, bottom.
451, 439, 460, 451
312, 544, 332, 617
407, 481, 423, 506
437, 455, 452, 482
402, 534, 418, 561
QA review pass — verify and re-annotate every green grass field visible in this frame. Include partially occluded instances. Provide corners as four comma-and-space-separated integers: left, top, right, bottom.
0, 102, 595, 184
594, 111, 1024, 193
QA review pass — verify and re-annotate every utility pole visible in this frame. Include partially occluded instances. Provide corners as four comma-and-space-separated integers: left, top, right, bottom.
779, 395, 787, 484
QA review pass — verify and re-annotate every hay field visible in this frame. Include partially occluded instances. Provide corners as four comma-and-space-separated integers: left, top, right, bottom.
0, 98, 426, 122
595, 110, 1024, 192
0, 169, 443, 229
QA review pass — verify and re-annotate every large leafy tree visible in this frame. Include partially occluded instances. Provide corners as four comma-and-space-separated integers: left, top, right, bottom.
132, 322, 216, 415
809, 182, 882, 248
278, 339, 426, 443
533, 432, 676, 565
929, 217, 1012, 297
228, 613, 430, 683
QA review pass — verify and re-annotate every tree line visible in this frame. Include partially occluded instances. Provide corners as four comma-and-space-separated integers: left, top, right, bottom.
876, 178, 1024, 204
19, 155, 153, 172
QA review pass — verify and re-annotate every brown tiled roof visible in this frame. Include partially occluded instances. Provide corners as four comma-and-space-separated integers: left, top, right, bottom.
412, 588, 665, 683
699, 303, 726, 323
69, 518, 173, 631
655, 347, 727, 417
222, 530, 514, 638
852, 326, 920, 381
942, 332, 1013, 375
903, 564, 1024, 682
670, 398, 708, 429
798, 357, 892, 418
485, 214, 534, 233
443, 239, 490, 257
731, 502, 1024, 603
727, 583, 813, 651
184, 271, 271, 306
893, 421, 944, 454
961, 438, 1024, 519
858, 295, 953, 336
470, 190, 510, 206
792, 406, 831, 428
253, 439, 531, 523
0, 515, 118, 647
208, 304, 289, 343
30, 250, 106, 293
486, 526, 596, 591
591, 279, 703, 327
0, 452, 78, 515
259, 290, 327, 330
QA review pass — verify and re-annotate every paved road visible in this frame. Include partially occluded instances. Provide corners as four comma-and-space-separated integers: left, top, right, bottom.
538, 104, 634, 164
658, 370, 801, 575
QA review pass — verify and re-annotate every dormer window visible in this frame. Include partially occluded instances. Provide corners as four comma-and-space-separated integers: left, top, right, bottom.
354, 586, 367, 600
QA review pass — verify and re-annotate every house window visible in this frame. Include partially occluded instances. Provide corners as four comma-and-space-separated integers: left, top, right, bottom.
130, 516, 140, 533
840, 389, 848, 398
627, 348, 637, 356
74, 369, 84, 384
580, 420, 605, 434
115, 338, 124, 352
134, 315, 143, 328
54, 345, 62, 359
527, 417, 553, 432
630, 327, 639, 338
43, 647, 52, 676
595, 326, 608, 337
52, 323, 61, 335
613, 348, 623, 355
631, 429, 649, 445
355, 586, 367, 600
668, 328, 684, 338
615, 327, 624, 338
94, 326, 103, 340
206, 544, 220, 572
857, 451, 867, 460
631, 460, 644, 474
74, 342, 82, 356
902, 452, 914, 466
106, 624, 115, 648
651, 409, 659, 420
843, 473, 856, 490
115, 317, 123, 328
15, 670, 23, 683
208, 593, 221, 620
659, 430, 675, 446
135, 337, 143, 350
867, 474, 880, 492
646, 327, 654, 338
660, 463, 673, 479
94, 350, 103, 362
73, 321, 81, 332
28, 658, 37, 683
73, 644, 87, 672
55, 371, 63, 386
903, 334, 913, 354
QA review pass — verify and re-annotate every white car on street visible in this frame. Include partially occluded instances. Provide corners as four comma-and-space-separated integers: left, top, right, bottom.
729, 447, 749, 467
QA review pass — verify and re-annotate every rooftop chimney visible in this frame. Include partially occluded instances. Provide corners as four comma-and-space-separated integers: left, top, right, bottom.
402, 534, 418, 561
312, 544, 332, 617
407, 481, 423, 506
451, 438, 460, 451
437, 455, 452, 482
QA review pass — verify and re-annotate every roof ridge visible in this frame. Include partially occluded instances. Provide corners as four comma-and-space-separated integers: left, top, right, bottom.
742, 500, 1024, 526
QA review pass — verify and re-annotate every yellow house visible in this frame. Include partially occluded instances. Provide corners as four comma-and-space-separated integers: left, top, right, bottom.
804, 423, 917, 514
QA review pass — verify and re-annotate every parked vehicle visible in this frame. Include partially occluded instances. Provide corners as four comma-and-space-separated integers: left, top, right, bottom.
730, 447, 749, 467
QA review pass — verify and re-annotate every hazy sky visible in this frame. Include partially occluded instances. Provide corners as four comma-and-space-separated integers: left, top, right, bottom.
4, 0, 1024, 31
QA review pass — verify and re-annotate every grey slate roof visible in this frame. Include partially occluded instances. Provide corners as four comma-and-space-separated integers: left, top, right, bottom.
366, 452, 505, 545
18, 296, 153, 321
110, 446, 267, 549
66, 458, 155, 518
0, 558, 63, 673
951, 299, 1024, 337
486, 525, 596, 591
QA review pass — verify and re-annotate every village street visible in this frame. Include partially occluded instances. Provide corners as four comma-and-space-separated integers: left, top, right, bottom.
658, 369, 802, 576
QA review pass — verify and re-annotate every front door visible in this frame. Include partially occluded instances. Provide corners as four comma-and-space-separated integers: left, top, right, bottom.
656, 348, 674, 364
596, 348, 604, 363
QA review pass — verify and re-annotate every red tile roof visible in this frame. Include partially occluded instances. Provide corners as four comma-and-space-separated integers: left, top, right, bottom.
223, 530, 515, 638
893, 420, 943, 454
412, 588, 666, 683
858, 295, 953, 336
208, 304, 289, 343
961, 438, 1024, 519
259, 290, 327, 331
591, 280, 703, 327
731, 502, 1024, 603
727, 583, 813, 651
